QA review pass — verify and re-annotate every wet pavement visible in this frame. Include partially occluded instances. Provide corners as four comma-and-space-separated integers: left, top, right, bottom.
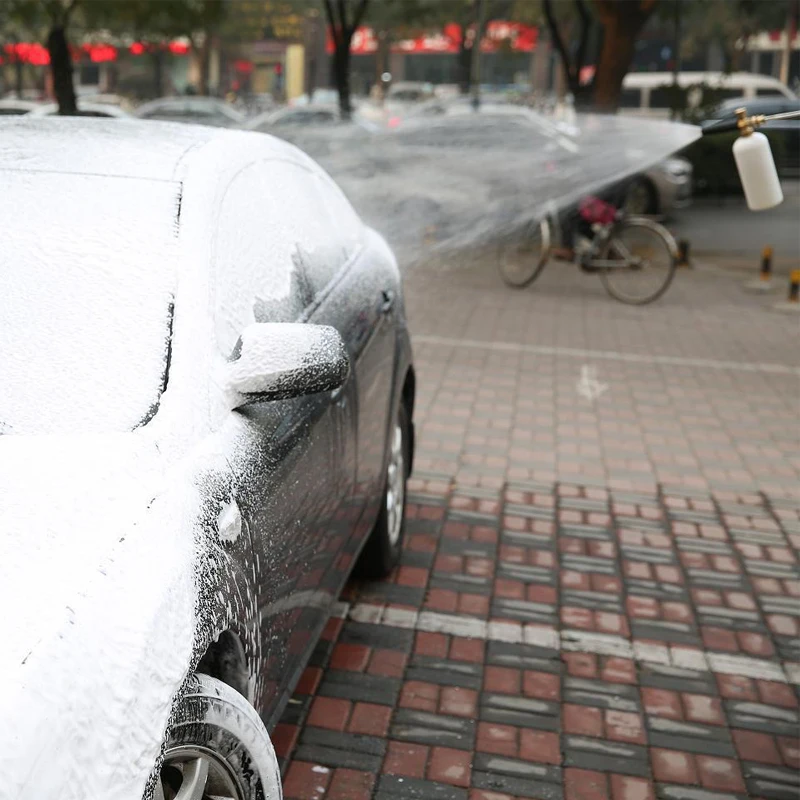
277, 253, 799, 799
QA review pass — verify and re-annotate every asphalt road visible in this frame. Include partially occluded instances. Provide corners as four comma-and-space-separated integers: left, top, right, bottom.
670, 179, 800, 271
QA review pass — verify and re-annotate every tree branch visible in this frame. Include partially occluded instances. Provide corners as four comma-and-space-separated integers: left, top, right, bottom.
64, 0, 80, 22
349, 0, 369, 37
574, 0, 591, 76
543, 0, 576, 90
323, 0, 341, 48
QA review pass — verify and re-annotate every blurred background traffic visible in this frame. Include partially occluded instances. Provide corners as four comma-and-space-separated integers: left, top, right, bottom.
1, 0, 798, 267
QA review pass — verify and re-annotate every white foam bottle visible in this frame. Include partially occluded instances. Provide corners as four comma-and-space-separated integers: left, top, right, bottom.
733, 130, 784, 211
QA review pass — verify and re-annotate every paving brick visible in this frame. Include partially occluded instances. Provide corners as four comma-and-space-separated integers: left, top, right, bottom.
283, 761, 331, 800
348, 702, 392, 737
696, 755, 746, 793
562, 736, 650, 778
519, 729, 561, 765
440, 686, 479, 718
641, 688, 683, 720
682, 694, 725, 727
565, 767, 609, 800
601, 658, 637, 685
383, 740, 429, 778
776, 735, 800, 769
756, 680, 799, 709
450, 636, 486, 663
732, 729, 783, 765
484, 666, 522, 695
428, 746, 472, 787
716, 674, 758, 701
563, 704, 604, 737
368, 648, 408, 678
609, 774, 655, 800
296, 666, 323, 696
605, 711, 647, 745
330, 643, 371, 672
307, 697, 352, 732
650, 749, 698, 784
476, 722, 517, 757
400, 681, 440, 712
523, 670, 561, 702
327, 768, 375, 800
272, 722, 300, 760
392, 708, 477, 751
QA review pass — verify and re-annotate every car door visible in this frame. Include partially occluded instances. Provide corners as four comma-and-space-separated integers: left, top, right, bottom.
303, 171, 399, 540
211, 160, 347, 725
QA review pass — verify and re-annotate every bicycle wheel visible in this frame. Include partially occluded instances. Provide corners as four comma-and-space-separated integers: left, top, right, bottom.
599, 217, 677, 304
499, 218, 551, 288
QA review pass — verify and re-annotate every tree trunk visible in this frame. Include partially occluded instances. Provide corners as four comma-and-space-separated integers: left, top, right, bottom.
592, 18, 636, 112
46, 25, 77, 115
198, 41, 210, 96
334, 44, 352, 119
457, 35, 472, 94
153, 49, 164, 98
375, 30, 390, 103
15, 58, 24, 99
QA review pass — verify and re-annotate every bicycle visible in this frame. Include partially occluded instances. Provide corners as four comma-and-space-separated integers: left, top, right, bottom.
499, 205, 678, 305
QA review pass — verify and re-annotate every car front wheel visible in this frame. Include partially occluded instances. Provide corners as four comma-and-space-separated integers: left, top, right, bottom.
357, 403, 410, 578
154, 674, 282, 800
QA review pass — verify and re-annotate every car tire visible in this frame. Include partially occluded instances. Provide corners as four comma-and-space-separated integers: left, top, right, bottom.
154, 673, 282, 800
623, 177, 658, 216
356, 403, 410, 579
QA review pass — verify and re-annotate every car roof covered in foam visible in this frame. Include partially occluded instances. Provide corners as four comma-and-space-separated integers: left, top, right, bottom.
0, 117, 297, 182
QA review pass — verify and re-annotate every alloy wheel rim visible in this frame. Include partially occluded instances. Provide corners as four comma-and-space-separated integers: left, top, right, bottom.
155, 746, 243, 800
386, 422, 405, 547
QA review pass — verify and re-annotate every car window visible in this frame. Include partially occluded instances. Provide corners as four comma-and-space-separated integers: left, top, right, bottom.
213, 160, 362, 357
756, 88, 787, 97
0, 171, 178, 433
619, 89, 641, 108
273, 110, 336, 126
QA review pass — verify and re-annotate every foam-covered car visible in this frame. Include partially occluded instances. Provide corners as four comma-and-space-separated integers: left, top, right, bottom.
0, 118, 414, 799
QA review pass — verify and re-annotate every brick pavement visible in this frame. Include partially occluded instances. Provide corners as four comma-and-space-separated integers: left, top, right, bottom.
276, 258, 799, 799
406, 256, 799, 501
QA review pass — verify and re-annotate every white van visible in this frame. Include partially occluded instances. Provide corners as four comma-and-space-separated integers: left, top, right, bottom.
619, 71, 796, 117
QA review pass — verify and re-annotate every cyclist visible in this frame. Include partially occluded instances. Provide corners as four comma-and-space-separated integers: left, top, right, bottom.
552, 180, 630, 262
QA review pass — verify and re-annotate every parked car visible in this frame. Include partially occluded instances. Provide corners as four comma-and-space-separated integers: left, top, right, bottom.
28, 101, 131, 118
135, 96, 246, 127
0, 98, 41, 115
623, 156, 693, 216
390, 98, 692, 216
247, 103, 342, 128
619, 71, 796, 118
702, 95, 800, 176
245, 104, 379, 132
0, 118, 414, 799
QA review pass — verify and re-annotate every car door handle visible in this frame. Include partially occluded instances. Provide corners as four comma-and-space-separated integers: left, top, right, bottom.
380, 289, 395, 314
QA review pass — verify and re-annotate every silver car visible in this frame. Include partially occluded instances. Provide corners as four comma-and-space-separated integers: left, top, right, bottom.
624, 156, 693, 216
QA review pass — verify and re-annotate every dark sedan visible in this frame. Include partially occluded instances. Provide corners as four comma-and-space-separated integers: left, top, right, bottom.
703, 96, 800, 175
0, 118, 414, 799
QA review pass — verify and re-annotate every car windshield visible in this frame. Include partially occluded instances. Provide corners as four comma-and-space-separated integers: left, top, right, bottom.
0, 171, 179, 434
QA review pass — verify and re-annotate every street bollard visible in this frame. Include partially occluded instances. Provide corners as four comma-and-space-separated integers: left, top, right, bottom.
677, 239, 690, 267
789, 270, 800, 303
760, 246, 773, 281
772, 269, 800, 313
743, 245, 776, 293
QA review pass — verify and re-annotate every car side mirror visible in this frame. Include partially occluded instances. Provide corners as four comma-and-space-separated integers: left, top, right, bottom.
223, 323, 349, 409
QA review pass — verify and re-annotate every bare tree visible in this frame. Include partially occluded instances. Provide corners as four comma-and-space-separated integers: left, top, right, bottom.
44, 0, 79, 114
323, 0, 369, 119
542, 0, 593, 105
592, 0, 657, 112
